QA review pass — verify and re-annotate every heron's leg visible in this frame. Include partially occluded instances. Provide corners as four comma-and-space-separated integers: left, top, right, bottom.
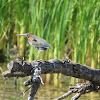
35, 51, 40, 60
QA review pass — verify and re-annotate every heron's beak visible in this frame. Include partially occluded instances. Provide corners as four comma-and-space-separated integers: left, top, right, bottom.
16, 34, 27, 37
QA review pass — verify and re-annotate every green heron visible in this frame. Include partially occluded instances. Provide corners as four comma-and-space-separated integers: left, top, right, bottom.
16, 33, 50, 59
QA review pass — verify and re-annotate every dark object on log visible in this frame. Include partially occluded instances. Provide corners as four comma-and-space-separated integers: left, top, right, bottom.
3, 59, 100, 100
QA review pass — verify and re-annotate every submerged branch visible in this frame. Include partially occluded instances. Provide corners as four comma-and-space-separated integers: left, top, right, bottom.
54, 81, 100, 100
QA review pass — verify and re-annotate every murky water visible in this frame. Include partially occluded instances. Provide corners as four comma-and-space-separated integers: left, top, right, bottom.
0, 63, 100, 100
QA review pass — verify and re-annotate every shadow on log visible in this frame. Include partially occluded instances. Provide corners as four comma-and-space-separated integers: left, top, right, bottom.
3, 59, 100, 100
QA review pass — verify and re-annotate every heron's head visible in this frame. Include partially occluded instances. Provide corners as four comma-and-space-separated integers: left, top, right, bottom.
16, 33, 34, 39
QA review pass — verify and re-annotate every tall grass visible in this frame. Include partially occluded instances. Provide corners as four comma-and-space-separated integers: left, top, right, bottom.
0, 0, 99, 85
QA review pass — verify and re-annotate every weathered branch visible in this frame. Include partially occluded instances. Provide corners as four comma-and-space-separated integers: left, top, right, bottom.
54, 81, 100, 100
28, 77, 41, 100
3, 59, 100, 100
3, 59, 100, 84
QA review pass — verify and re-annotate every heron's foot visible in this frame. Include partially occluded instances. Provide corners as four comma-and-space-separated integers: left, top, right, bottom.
17, 56, 25, 66
36, 59, 43, 62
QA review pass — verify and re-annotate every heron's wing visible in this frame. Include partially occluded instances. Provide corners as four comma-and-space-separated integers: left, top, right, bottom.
32, 35, 50, 48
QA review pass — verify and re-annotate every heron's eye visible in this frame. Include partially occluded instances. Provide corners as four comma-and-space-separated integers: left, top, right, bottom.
27, 34, 29, 38
33, 39, 37, 42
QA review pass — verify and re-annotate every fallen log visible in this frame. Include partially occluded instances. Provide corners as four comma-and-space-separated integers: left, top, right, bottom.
3, 59, 100, 100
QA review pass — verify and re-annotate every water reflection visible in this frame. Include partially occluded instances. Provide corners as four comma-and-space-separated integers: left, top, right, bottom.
0, 63, 100, 100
